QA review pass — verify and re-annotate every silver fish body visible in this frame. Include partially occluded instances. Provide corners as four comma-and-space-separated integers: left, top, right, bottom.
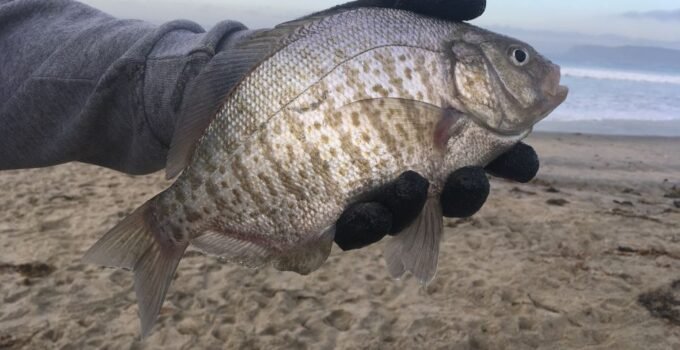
84, 8, 568, 336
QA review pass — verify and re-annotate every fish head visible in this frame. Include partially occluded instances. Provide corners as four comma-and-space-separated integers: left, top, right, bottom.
447, 25, 569, 135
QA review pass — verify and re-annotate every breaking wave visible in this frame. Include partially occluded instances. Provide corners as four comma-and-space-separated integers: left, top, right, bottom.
561, 67, 680, 85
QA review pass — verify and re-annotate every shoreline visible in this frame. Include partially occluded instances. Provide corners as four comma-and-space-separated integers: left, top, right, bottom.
535, 119, 680, 138
534, 130, 680, 140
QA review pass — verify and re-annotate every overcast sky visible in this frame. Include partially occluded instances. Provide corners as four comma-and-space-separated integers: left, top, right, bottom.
79, 0, 680, 42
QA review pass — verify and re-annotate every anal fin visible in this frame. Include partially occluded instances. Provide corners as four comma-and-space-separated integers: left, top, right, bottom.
383, 198, 443, 285
191, 230, 273, 268
192, 225, 334, 275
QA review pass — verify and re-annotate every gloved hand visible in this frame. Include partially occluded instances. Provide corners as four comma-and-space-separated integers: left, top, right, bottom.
328, 0, 542, 251
335, 143, 539, 250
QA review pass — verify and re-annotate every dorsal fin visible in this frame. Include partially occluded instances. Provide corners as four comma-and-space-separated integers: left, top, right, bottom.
166, 30, 276, 179
165, 11, 346, 179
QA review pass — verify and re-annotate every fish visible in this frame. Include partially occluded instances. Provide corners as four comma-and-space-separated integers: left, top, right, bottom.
83, 7, 568, 336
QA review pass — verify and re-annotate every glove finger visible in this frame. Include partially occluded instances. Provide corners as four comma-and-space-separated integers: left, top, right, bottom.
485, 142, 539, 183
374, 170, 430, 235
330, 0, 486, 21
334, 171, 429, 250
335, 202, 392, 251
441, 166, 490, 218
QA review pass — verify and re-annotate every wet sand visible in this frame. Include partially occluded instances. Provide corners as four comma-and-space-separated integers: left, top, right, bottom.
1, 132, 679, 349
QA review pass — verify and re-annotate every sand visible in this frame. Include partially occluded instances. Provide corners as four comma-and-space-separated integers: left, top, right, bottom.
1, 132, 679, 350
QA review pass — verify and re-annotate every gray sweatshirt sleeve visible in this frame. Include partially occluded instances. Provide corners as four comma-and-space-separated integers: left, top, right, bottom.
0, 0, 247, 174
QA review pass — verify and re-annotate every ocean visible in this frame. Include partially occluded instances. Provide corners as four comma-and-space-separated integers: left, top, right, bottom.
537, 66, 680, 137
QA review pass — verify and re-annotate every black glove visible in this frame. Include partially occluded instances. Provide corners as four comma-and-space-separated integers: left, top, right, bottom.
335, 143, 539, 250
323, 0, 487, 22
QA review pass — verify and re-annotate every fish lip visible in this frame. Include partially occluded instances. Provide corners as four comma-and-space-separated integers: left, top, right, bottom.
539, 84, 569, 117
550, 85, 569, 104
538, 63, 569, 110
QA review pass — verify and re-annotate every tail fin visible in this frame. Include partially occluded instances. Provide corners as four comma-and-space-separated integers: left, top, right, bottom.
83, 199, 188, 337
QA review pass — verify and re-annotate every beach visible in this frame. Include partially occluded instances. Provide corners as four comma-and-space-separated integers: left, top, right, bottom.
1, 132, 679, 349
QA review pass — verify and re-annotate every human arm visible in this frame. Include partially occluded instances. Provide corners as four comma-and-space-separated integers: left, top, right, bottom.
0, 0, 246, 174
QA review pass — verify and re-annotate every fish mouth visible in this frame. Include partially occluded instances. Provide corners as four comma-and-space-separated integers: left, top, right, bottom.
504, 65, 569, 130
540, 65, 569, 112
550, 85, 569, 104
537, 85, 568, 119
535, 69, 569, 121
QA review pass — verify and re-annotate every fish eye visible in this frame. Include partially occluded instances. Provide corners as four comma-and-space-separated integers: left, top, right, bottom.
510, 48, 529, 66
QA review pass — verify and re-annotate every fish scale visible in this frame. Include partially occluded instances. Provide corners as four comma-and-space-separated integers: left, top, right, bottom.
84, 7, 568, 337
